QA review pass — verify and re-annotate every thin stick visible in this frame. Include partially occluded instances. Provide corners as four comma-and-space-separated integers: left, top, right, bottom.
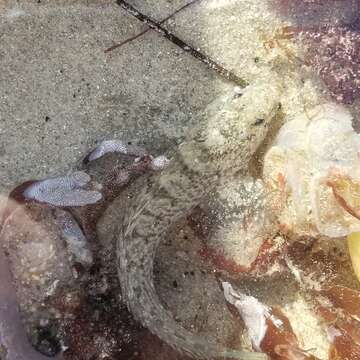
105, 29, 148, 53
115, 0, 247, 87
105, 0, 201, 53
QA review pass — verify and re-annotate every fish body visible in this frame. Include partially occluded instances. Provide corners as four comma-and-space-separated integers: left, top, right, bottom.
116, 81, 281, 359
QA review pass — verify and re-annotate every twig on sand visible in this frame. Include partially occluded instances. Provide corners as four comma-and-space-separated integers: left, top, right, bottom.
113, 0, 247, 87
105, 0, 201, 53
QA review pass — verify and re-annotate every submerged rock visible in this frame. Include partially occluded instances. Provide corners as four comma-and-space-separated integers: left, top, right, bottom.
300, 25, 360, 104
190, 178, 277, 273
271, 0, 360, 104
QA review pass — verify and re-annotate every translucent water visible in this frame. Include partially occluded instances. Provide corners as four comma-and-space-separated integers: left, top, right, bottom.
0, 1, 360, 359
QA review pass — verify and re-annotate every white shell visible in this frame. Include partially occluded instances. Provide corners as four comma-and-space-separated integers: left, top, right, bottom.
87, 140, 147, 162
263, 103, 360, 237
23, 172, 102, 207
150, 155, 170, 171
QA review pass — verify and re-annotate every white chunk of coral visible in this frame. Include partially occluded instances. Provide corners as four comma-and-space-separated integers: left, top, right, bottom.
150, 155, 170, 171
264, 103, 360, 237
222, 282, 270, 351
283, 296, 329, 359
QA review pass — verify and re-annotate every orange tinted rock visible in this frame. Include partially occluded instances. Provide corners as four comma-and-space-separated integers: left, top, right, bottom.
322, 286, 360, 319
328, 325, 360, 360
260, 307, 318, 359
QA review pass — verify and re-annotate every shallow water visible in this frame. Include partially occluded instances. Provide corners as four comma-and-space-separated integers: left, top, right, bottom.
1, 0, 360, 359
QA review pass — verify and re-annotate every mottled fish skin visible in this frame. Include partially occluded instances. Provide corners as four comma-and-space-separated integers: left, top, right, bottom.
75, 155, 169, 241
116, 83, 281, 359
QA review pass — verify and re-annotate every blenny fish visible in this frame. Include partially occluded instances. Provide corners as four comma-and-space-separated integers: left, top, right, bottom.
116, 81, 281, 359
